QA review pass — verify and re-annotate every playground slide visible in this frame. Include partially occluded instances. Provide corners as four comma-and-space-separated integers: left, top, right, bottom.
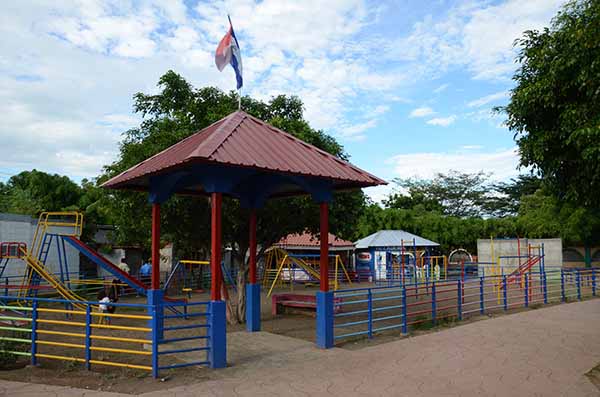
286, 256, 321, 280
504, 256, 542, 285
19, 249, 87, 310
62, 236, 186, 312
62, 236, 148, 295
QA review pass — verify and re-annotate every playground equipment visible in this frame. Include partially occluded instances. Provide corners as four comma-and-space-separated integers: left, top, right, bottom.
164, 259, 237, 296
263, 247, 352, 297
0, 212, 186, 314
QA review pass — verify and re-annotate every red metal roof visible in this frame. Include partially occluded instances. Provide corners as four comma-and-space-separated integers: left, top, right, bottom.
102, 111, 386, 192
275, 232, 355, 248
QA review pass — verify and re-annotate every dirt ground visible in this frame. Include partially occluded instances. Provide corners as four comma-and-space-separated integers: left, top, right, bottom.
0, 274, 595, 394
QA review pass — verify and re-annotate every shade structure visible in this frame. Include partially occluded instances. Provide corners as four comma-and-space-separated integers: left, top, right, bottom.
102, 110, 386, 356
102, 110, 385, 204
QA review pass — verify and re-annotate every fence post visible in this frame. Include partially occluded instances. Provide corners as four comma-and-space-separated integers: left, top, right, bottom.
401, 286, 407, 335
431, 282, 436, 326
151, 303, 159, 379
479, 276, 484, 315
561, 270, 566, 302
367, 289, 373, 339
84, 304, 92, 370
316, 291, 334, 348
502, 276, 508, 311
4, 277, 7, 297
30, 300, 38, 366
576, 270, 581, 300
592, 269, 596, 297
543, 272, 548, 304
457, 280, 462, 321
524, 274, 529, 308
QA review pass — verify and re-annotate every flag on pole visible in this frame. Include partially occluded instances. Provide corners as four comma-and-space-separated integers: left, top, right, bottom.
215, 16, 243, 90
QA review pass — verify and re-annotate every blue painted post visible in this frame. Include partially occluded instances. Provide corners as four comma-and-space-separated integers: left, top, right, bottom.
85, 304, 91, 370
502, 276, 508, 311
245, 283, 261, 332
147, 289, 164, 341
479, 276, 484, 315
457, 280, 462, 321
4, 277, 7, 297
431, 282, 437, 326
561, 269, 566, 302
30, 300, 38, 366
524, 274, 529, 308
209, 300, 227, 367
592, 269, 596, 297
576, 270, 581, 300
543, 272, 548, 304
316, 291, 334, 348
151, 302, 159, 378
367, 289, 373, 339
401, 286, 407, 335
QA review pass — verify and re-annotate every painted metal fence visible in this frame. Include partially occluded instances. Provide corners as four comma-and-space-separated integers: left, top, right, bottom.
0, 295, 211, 378
333, 268, 597, 344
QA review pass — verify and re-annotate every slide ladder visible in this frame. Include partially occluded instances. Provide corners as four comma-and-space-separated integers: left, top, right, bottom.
19, 246, 87, 310
502, 255, 542, 288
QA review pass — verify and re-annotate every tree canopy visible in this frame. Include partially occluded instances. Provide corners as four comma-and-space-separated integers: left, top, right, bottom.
502, 0, 600, 208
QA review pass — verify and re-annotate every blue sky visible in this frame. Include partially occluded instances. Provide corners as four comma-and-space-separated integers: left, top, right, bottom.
0, 0, 565, 202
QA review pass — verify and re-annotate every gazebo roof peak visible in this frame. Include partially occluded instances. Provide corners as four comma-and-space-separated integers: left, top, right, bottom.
102, 110, 386, 198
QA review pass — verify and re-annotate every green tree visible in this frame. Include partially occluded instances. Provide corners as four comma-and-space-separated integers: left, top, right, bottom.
387, 171, 491, 217
3, 170, 82, 215
502, 0, 600, 208
484, 174, 543, 217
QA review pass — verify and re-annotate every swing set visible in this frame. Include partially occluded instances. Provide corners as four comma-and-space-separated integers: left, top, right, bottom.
263, 247, 352, 297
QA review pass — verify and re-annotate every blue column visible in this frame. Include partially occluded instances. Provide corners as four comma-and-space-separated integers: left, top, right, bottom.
30, 300, 38, 366
576, 270, 581, 300
457, 280, 462, 321
543, 272, 548, 304
401, 287, 407, 335
431, 282, 437, 325
245, 283, 261, 332
502, 276, 508, 311
479, 277, 484, 314
209, 300, 227, 368
367, 289, 373, 339
561, 270, 566, 302
316, 291, 334, 348
147, 289, 164, 341
592, 269, 596, 297
524, 274, 529, 308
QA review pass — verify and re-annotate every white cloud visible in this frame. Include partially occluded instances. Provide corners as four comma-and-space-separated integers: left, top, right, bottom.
390, 0, 565, 81
433, 83, 449, 93
462, 145, 483, 150
410, 107, 435, 118
467, 91, 509, 107
387, 148, 521, 180
339, 119, 378, 141
426, 115, 456, 127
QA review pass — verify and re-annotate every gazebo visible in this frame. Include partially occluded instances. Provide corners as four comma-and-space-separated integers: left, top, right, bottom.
102, 110, 385, 367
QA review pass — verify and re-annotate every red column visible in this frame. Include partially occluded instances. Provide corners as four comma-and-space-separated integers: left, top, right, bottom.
249, 209, 257, 284
210, 193, 223, 301
320, 202, 329, 292
151, 203, 160, 290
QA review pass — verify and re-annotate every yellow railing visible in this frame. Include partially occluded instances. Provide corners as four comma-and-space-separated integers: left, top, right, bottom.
0, 303, 153, 372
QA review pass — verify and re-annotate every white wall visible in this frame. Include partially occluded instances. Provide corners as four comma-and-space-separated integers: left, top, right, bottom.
0, 213, 80, 280
477, 238, 563, 276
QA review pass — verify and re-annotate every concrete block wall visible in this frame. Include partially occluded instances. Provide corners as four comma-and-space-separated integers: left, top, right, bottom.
0, 213, 80, 281
477, 238, 563, 276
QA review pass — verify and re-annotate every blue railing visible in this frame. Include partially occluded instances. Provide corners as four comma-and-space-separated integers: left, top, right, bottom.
0, 295, 213, 378
332, 268, 597, 344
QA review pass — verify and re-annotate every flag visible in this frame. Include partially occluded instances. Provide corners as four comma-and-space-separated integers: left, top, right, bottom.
215, 16, 243, 89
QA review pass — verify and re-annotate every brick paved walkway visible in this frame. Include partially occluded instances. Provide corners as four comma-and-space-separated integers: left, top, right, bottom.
2, 299, 599, 396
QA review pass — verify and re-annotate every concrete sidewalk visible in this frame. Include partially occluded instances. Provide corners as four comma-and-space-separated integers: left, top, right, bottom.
2, 299, 600, 396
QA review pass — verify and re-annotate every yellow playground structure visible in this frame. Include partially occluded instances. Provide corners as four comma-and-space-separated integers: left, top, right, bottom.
263, 247, 352, 297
